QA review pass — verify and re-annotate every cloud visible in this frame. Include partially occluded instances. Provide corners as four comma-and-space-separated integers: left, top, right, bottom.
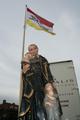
59, 12, 75, 32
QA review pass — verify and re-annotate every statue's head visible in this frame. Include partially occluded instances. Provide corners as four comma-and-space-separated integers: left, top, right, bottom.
28, 44, 39, 57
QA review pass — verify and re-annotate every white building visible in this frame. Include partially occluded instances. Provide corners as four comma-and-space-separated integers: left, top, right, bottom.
50, 60, 80, 120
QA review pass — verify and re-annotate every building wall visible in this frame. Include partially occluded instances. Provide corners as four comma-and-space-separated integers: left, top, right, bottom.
50, 60, 80, 120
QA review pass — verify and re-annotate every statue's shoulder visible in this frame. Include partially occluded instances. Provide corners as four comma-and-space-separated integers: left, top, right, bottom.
39, 55, 48, 63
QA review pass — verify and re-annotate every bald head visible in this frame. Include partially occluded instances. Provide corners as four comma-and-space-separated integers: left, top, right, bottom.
28, 44, 38, 51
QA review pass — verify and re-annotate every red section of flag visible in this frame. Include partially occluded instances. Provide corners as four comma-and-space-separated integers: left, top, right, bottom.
27, 8, 54, 27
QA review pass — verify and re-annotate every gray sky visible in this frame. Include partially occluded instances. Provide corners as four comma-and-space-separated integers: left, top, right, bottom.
0, 0, 80, 104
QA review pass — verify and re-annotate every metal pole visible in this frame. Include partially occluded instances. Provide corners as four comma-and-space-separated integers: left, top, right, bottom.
18, 6, 27, 120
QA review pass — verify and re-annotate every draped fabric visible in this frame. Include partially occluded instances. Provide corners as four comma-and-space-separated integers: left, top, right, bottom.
19, 55, 62, 120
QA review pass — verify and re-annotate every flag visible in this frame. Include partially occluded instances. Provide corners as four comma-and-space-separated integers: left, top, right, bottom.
26, 7, 55, 35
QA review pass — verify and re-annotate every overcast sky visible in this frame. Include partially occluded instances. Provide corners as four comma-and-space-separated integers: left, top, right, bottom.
0, 0, 80, 104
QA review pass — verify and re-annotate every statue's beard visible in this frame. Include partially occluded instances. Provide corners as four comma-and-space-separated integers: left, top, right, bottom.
32, 54, 39, 58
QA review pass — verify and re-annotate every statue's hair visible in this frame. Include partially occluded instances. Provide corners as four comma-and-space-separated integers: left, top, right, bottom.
28, 44, 38, 51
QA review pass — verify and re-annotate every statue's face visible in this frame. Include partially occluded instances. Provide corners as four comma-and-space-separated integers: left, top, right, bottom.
28, 45, 38, 57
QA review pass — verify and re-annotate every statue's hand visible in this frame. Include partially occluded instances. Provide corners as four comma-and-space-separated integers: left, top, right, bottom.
22, 64, 30, 73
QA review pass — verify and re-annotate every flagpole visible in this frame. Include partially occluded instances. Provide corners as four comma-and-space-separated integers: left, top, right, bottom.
18, 5, 27, 120
22, 6, 27, 59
